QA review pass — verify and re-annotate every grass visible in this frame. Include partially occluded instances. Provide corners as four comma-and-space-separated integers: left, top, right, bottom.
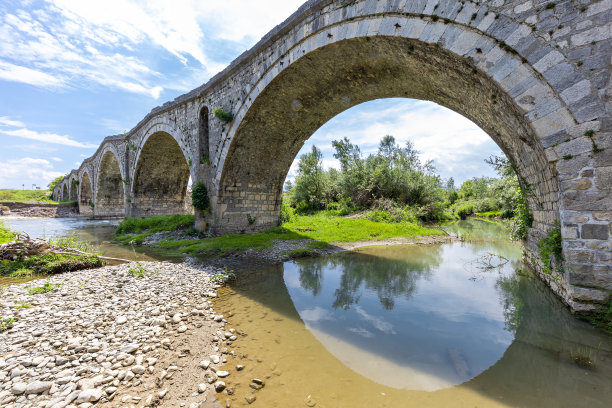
474, 211, 502, 218
0, 189, 57, 203
14, 302, 33, 309
128, 262, 147, 278
570, 343, 601, 369
115, 213, 443, 258
1, 253, 104, 277
0, 317, 16, 332
0, 221, 16, 244
117, 214, 195, 235
27, 282, 56, 295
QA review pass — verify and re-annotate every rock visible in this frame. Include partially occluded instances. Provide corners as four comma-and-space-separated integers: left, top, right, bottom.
11, 382, 27, 395
76, 388, 103, 403
216, 371, 229, 378
177, 325, 187, 333
245, 395, 256, 404
26, 381, 53, 394
236, 365, 244, 371
199, 360, 210, 370
131, 365, 146, 375
172, 314, 182, 324
198, 383, 207, 393
210, 355, 220, 364
116, 316, 127, 324
214, 381, 226, 392
120, 344, 139, 354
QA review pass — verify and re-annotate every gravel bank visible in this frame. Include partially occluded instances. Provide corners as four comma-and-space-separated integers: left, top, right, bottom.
0, 262, 237, 408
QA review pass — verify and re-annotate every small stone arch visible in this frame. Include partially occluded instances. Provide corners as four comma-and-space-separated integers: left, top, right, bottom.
95, 148, 126, 218
79, 170, 94, 216
62, 183, 68, 202
131, 129, 192, 217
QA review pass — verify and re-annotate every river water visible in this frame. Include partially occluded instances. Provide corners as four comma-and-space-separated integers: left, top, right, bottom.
4, 217, 612, 407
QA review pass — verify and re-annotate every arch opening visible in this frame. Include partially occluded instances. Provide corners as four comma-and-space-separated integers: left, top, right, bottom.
131, 131, 191, 218
218, 36, 557, 235
61, 184, 68, 202
69, 179, 77, 202
199, 107, 210, 164
95, 151, 125, 218
79, 172, 93, 216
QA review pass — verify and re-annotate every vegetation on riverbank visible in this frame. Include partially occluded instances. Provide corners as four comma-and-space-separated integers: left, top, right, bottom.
0, 225, 104, 278
115, 212, 442, 257
0, 189, 61, 203
284, 135, 532, 240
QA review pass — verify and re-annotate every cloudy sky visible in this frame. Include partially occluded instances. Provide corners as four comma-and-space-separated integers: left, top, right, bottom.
0, 0, 502, 190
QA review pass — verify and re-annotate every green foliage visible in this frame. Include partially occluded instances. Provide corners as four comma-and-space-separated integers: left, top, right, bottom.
0, 189, 56, 203
0, 317, 16, 332
510, 188, 533, 240
49, 233, 94, 253
192, 182, 210, 212
279, 198, 294, 224
474, 211, 502, 218
0, 253, 104, 276
201, 154, 210, 165
0, 221, 16, 244
211, 268, 236, 284
28, 282, 55, 295
213, 107, 233, 122
116, 214, 195, 235
15, 302, 33, 309
10, 267, 35, 278
570, 343, 601, 369
585, 298, 612, 334
537, 220, 563, 274
287, 136, 446, 221
247, 214, 256, 225
128, 262, 147, 278
150, 213, 442, 258
545, 2, 555, 9
71, 179, 79, 186
48, 176, 65, 192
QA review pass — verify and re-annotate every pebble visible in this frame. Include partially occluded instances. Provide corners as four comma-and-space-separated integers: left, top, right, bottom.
198, 383, 207, 393
0, 262, 226, 408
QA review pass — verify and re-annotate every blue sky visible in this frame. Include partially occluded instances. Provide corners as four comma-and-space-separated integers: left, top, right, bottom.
0, 0, 502, 190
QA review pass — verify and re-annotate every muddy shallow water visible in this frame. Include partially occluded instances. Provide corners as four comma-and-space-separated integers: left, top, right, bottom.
4, 217, 612, 407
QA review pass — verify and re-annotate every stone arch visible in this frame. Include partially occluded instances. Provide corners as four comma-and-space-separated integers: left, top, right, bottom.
131, 130, 192, 217
62, 183, 68, 202
214, 8, 610, 309
218, 17, 566, 231
79, 170, 93, 216
95, 149, 125, 218
69, 176, 78, 201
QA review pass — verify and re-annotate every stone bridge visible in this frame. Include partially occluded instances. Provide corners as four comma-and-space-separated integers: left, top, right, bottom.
54, 0, 611, 312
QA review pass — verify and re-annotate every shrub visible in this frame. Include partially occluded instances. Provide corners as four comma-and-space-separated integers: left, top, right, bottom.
280, 198, 294, 224
28, 282, 55, 295
192, 182, 210, 212
213, 107, 233, 123
0, 317, 16, 332
537, 220, 563, 274
510, 188, 533, 240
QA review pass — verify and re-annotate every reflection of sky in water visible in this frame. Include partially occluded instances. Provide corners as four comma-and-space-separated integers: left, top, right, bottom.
284, 240, 518, 390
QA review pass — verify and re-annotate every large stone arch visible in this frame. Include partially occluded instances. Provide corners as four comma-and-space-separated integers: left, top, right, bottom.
213, 5, 609, 311
79, 170, 93, 216
130, 125, 192, 217
95, 148, 126, 218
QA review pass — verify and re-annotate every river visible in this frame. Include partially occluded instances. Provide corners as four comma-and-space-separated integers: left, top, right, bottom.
3, 217, 612, 407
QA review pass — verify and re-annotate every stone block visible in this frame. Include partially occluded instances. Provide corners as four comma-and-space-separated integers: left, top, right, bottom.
571, 286, 610, 303
565, 249, 596, 264
595, 166, 612, 190
581, 224, 609, 240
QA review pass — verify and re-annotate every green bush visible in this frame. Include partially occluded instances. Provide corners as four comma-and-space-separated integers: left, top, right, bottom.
213, 107, 233, 123
537, 220, 563, 274
192, 182, 210, 212
510, 188, 533, 240
280, 198, 294, 224
0, 317, 16, 332
116, 214, 195, 235
28, 282, 55, 295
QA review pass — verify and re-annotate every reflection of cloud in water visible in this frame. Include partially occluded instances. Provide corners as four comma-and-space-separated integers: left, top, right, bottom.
355, 306, 396, 334
300, 306, 335, 324
348, 327, 374, 338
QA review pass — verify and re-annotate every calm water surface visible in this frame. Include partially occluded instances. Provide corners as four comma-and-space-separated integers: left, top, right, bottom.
4, 217, 612, 407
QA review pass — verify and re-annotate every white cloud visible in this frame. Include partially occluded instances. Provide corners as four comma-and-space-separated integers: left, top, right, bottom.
0, 60, 64, 88
75, 161, 81, 166
299, 307, 335, 324
50, 157, 62, 162
0, 157, 63, 189
355, 306, 397, 335
0, 116, 98, 148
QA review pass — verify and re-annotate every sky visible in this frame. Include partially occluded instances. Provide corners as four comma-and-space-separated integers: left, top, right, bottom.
0, 0, 502, 190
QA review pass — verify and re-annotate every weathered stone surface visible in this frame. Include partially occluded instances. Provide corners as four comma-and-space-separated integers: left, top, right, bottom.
582, 224, 609, 240
53, 0, 612, 313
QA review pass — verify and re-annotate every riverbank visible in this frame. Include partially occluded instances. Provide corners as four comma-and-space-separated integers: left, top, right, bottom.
0, 261, 247, 407
0, 202, 79, 218
114, 214, 450, 263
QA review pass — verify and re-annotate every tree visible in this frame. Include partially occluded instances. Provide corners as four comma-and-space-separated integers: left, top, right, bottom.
48, 175, 65, 192
289, 145, 329, 211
